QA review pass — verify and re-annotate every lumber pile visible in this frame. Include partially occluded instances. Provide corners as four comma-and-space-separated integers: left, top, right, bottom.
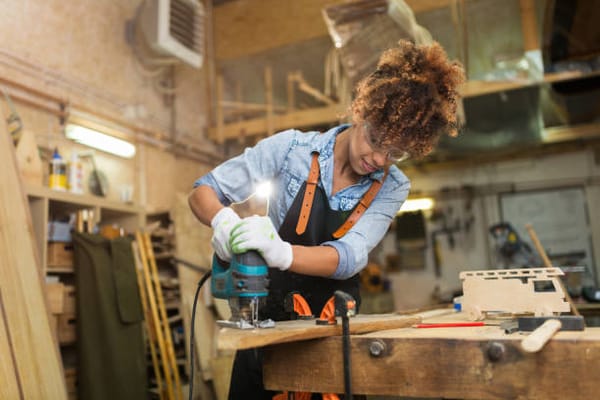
0, 117, 67, 398
133, 231, 183, 400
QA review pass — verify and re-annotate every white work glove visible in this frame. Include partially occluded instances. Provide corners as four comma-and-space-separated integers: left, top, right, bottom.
210, 207, 241, 262
229, 215, 293, 271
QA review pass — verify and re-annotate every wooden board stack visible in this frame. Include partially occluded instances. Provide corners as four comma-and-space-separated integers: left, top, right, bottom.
0, 123, 67, 398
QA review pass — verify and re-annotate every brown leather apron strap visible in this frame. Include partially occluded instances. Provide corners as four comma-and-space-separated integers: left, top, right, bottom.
332, 169, 388, 239
296, 153, 320, 235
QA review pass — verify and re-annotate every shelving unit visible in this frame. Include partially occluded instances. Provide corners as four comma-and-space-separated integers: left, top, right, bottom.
208, 69, 600, 143
25, 184, 145, 399
26, 184, 144, 271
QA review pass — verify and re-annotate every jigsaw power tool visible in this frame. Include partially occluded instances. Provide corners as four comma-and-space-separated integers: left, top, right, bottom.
211, 251, 275, 329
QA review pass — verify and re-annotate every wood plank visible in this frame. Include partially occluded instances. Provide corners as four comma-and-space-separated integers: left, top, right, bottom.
543, 122, 600, 143
24, 183, 143, 214
207, 103, 346, 141
0, 114, 67, 398
217, 313, 421, 351
0, 295, 22, 399
519, 0, 539, 51
264, 326, 600, 398
208, 71, 600, 142
214, 0, 345, 60
214, 0, 453, 60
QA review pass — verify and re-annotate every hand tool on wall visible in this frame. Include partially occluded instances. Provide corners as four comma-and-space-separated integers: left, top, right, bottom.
211, 251, 274, 329
430, 208, 462, 277
489, 222, 539, 268
78, 150, 107, 197
359, 262, 385, 293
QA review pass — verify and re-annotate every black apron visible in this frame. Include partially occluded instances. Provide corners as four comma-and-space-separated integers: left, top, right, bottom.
261, 181, 361, 321
228, 152, 367, 400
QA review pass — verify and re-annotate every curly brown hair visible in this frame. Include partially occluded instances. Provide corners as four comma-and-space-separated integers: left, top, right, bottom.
351, 40, 465, 159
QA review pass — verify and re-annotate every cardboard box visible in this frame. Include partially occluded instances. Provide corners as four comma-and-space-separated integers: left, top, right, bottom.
64, 367, 77, 397
47, 242, 74, 270
57, 313, 76, 344
63, 285, 76, 314
48, 221, 72, 242
45, 282, 65, 314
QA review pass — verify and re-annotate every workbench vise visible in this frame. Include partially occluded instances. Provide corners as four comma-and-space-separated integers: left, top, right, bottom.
211, 251, 274, 329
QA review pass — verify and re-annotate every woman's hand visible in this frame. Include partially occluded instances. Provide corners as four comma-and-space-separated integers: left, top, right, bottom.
229, 215, 293, 271
210, 207, 241, 262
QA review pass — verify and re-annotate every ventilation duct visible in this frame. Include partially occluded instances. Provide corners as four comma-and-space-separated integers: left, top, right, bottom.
138, 0, 205, 68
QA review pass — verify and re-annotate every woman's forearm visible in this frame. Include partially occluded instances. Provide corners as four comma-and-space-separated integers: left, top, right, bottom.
288, 244, 339, 277
188, 185, 226, 226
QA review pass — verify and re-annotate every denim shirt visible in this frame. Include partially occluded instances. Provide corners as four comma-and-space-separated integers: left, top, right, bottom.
194, 124, 410, 279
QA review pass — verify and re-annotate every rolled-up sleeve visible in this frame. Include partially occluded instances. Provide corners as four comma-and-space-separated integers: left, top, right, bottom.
193, 129, 299, 204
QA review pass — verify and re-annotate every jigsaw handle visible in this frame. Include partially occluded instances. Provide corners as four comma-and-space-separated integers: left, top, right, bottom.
521, 319, 562, 353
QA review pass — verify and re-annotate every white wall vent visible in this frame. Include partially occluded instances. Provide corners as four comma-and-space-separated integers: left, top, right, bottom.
139, 0, 204, 68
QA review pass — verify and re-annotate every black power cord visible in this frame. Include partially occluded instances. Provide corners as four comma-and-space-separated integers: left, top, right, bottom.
188, 270, 212, 400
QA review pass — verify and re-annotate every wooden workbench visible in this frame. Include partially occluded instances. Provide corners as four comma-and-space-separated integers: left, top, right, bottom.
258, 310, 600, 399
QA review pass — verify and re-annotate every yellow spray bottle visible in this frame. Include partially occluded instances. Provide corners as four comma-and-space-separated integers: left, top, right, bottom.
48, 148, 67, 191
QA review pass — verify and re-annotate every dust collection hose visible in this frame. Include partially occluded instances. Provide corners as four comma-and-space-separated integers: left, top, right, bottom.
188, 270, 212, 400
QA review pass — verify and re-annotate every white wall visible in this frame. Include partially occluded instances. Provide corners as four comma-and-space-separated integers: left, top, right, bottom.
382, 147, 600, 310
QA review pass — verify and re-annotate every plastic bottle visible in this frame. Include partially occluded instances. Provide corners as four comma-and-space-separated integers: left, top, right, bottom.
68, 152, 83, 194
48, 148, 67, 191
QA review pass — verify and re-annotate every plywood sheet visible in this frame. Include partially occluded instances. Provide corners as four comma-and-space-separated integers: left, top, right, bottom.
217, 313, 422, 351
0, 123, 67, 398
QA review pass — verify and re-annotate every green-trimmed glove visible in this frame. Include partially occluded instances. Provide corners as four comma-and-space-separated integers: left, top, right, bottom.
210, 207, 241, 262
229, 215, 293, 271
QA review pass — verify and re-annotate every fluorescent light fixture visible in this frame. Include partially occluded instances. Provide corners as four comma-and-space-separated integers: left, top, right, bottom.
65, 124, 136, 158
399, 197, 434, 213
255, 181, 272, 199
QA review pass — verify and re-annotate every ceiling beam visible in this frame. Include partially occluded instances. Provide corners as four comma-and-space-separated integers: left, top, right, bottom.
207, 103, 347, 140
213, 0, 453, 60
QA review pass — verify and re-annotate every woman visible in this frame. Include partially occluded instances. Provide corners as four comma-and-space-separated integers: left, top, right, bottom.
189, 39, 465, 399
